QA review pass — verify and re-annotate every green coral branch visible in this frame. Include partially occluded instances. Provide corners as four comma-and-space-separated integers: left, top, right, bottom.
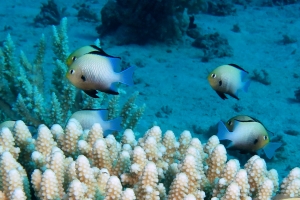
13, 94, 42, 127
52, 17, 69, 62
50, 92, 63, 125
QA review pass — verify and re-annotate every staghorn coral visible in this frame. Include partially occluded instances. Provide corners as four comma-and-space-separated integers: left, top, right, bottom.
0, 120, 297, 199
0, 18, 145, 136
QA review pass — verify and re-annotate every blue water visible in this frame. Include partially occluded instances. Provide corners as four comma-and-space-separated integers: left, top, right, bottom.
0, 0, 299, 194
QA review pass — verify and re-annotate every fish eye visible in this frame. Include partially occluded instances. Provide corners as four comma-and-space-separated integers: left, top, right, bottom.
69, 69, 75, 74
72, 56, 77, 61
211, 73, 216, 78
227, 121, 232, 126
263, 136, 268, 140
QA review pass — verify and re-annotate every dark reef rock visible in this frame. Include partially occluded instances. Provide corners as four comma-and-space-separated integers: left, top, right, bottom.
295, 88, 300, 102
261, 0, 299, 6
181, 0, 209, 14
97, 0, 191, 44
206, 0, 236, 16
186, 29, 201, 39
77, 4, 98, 23
34, 0, 66, 27
192, 32, 233, 62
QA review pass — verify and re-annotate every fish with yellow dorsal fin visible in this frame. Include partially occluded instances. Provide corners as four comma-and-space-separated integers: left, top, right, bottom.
66, 49, 135, 98
207, 64, 251, 100
217, 115, 282, 159
66, 45, 116, 67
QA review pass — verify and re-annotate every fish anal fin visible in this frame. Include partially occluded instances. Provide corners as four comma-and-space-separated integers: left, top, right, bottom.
84, 90, 99, 98
105, 88, 119, 95
106, 82, 119, 95
216, 91, 228, 100
228, 93, 239, 100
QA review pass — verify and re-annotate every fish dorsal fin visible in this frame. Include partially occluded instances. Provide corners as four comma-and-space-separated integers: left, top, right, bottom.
235, 117, 275, 136
90, 45, 104, 52
249, 117, 275, 136
88, 46, 121, 59
228, 64, 248, 73
248, 116, 260, 123
263, 142, 282, 159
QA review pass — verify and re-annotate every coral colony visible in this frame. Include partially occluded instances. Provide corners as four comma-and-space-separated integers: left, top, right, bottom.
0, 0, 299, 199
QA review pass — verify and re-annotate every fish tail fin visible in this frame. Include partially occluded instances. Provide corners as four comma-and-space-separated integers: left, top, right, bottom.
108, 117, 122, 131
119, 66, 135, 86
103, 117, 122, 137
263, 142, 282, 159
242, 80, 251, 92
217, 121, 233, 141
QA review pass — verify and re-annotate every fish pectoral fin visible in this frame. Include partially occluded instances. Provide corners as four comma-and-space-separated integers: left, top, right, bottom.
84, 90, 99, 98
239, 150, 248, 154
216, 91, 228, 100
226, 141, 235, 149
263, 142, 282, 159
239, 150, 257, 156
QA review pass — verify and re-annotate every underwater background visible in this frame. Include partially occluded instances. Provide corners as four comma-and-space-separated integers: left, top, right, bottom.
0, 0, 300, 199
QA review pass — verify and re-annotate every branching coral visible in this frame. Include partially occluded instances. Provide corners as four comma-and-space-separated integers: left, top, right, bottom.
0, 18, 145, 135
0, 121, 297, 199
